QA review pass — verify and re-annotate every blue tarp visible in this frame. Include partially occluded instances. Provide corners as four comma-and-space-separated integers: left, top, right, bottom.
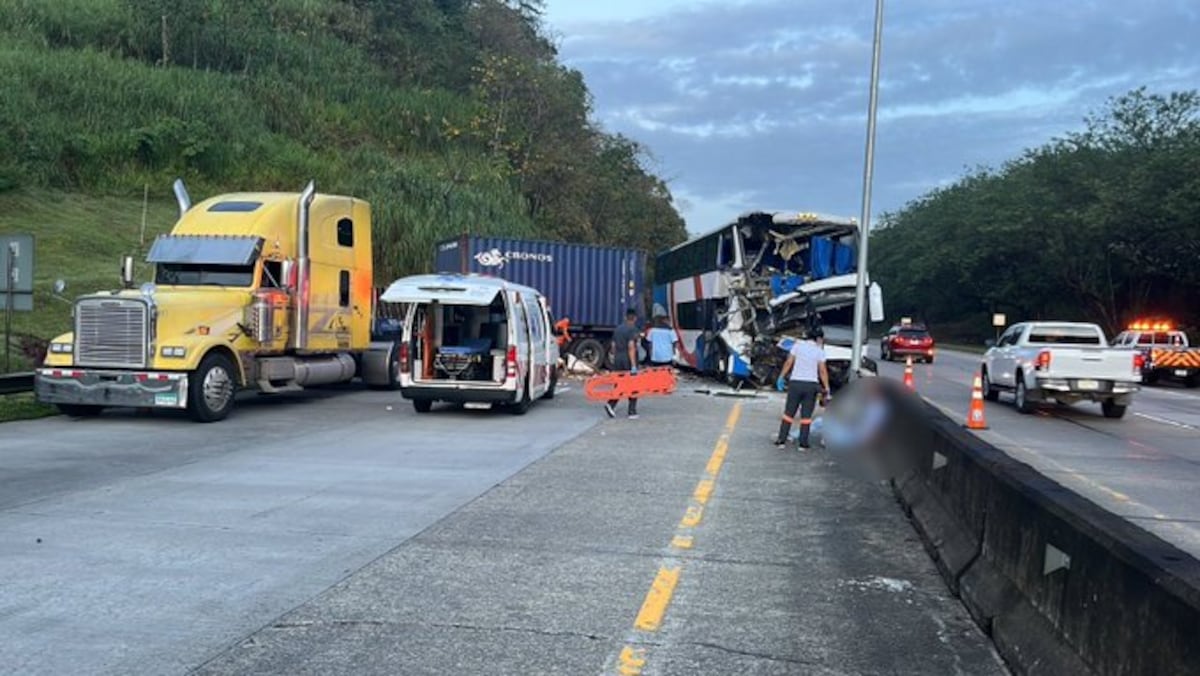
770, 275, 805, 297
809, 236, 835, 280
834, 242, 856, 275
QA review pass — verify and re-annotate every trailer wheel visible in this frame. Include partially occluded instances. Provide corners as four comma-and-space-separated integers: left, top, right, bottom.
385, 342, 402, 390
1184, 373, 1198, 389
571, 338, 606, 371
188, 353, 238, 422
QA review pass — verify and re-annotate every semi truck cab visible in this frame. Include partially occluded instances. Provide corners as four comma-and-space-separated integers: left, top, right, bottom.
37, 180, 397, 422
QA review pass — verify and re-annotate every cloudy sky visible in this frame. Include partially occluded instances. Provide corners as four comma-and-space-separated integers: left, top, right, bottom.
543, 0, 1200, 235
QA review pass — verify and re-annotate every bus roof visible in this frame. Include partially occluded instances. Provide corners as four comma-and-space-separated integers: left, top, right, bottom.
666, 210, 858, 254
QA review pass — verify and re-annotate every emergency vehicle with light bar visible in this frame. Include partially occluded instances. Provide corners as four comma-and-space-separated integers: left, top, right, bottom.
37, 180, 402, 422
981, 321, 1142, 419
1112, 321, 1199, 388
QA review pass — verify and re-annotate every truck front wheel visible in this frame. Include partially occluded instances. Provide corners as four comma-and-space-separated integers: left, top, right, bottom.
188, 353, 238, 423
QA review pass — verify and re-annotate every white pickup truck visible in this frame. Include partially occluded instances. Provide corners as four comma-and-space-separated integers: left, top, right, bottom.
981, 322, 1142, 419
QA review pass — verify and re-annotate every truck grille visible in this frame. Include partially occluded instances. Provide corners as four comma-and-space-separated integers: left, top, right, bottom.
75, 298, 149, 368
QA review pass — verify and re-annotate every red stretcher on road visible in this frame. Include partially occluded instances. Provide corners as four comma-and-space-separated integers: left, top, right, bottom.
584, 367, 677, 402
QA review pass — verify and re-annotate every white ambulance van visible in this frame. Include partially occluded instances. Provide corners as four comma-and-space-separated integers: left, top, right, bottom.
380, 274, 559, 414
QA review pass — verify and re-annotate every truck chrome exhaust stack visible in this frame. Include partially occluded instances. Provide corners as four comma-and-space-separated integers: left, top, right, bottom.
172, 178, 191, 218
293, 180, 316, 350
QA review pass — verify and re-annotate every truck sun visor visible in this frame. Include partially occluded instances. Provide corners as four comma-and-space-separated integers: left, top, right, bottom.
146, 235, 264, 266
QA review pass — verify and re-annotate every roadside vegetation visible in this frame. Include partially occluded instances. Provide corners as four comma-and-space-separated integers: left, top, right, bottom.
872, 89, 1200, 342
0, 0, 688, 355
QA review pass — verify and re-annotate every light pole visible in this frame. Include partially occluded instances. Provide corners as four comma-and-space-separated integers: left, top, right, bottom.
850, 0, 885, 376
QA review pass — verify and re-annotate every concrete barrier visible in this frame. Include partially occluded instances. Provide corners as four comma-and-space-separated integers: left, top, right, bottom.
883, 388, 1200, 675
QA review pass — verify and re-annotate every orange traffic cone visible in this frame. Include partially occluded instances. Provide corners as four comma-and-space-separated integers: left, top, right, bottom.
903, 356, 915, 390
966, 372, 989, 430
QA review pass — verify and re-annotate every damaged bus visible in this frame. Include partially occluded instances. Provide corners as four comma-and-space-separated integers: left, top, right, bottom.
653, 211, 882, 389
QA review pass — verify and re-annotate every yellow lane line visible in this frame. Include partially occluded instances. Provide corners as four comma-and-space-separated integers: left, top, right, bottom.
670, 535, 694, 549
609, 401, 743, 675
633, 566, 682, 631
616, 646, 647, 676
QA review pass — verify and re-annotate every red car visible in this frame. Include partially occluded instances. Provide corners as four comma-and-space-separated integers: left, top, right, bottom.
880, 324, 936, 363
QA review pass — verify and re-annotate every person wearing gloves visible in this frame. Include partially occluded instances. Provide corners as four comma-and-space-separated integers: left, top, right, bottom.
774, 326, 830, 449
606, 308, 642, 419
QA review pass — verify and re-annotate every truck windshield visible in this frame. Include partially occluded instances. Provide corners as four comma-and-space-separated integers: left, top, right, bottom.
156, 263, 255, 287
1027, 327, 1102, 345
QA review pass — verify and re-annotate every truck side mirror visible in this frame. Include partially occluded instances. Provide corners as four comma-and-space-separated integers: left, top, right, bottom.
121, 255, 135, 288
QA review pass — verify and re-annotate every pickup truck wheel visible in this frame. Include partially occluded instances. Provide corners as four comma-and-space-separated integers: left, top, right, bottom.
412, 398, 433, 413
188, 353, 237, 422
1101, 399, 1127, 419
57, 404, 104, 418
1014, 376, 1035, 414
982, 370, 999, 402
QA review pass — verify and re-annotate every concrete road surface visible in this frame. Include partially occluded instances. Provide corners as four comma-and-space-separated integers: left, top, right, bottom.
1, 379, 1005, 675
877, 348, 1200, 558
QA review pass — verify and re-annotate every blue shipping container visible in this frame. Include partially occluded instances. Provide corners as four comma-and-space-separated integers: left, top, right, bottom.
433, 236, 646, 330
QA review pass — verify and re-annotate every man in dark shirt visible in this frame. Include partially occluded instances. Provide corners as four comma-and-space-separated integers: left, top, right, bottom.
607, 309, 641, 419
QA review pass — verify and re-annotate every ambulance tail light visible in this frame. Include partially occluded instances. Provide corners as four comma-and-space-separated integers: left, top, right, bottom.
506, 346, 518, 380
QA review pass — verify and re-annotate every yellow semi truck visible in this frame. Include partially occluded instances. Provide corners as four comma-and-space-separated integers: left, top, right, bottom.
36, 180, 401, 422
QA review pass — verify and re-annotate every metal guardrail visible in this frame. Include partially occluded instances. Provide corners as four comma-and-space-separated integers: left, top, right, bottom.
0, 372, 35, 395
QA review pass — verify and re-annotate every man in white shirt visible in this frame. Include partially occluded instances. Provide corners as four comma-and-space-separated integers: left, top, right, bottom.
774, 326, 831, 449
644, 315, 678, 367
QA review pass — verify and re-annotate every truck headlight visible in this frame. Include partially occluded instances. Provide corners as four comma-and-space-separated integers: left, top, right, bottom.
161, 346, 187, 358
50, 342, 73, 354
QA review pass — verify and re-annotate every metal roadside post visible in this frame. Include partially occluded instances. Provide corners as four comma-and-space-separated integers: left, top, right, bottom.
4, 242, 13, 371
850, 0, 885, 378
1, 234, 35, 372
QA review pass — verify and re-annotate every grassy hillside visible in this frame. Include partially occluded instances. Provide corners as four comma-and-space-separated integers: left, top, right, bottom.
0, 0, 690, 370
1, 189, 177, 370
